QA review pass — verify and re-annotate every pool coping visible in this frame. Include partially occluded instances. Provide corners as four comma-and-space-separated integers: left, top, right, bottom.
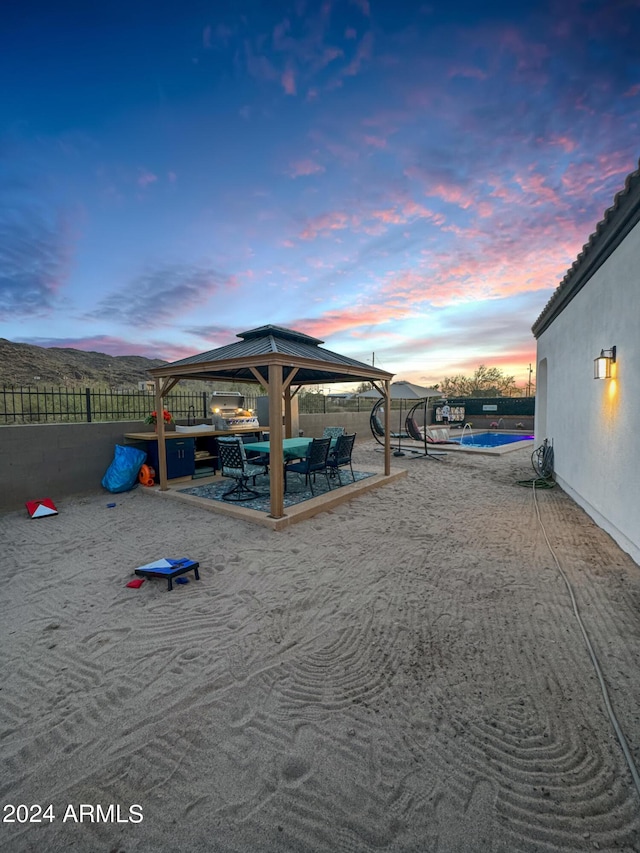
408, 430, 535, 456
444, 430, 534, 455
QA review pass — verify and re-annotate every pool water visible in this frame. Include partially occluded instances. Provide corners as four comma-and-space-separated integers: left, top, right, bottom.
450, 432, 534, 448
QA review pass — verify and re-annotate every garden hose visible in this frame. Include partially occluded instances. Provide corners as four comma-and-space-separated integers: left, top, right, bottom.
517, 438, 555, 488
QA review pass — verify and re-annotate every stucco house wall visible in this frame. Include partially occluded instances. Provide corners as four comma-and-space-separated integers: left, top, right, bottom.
533, 168, 640, 565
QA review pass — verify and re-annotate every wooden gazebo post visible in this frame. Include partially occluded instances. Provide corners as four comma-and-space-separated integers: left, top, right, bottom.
268, 363, 285, 518
155, 381, 168, 490
283, 385, 293, 438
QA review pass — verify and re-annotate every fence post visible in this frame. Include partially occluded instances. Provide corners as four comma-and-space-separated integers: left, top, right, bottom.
85, 388, 92, 422
202, 391, 208, 419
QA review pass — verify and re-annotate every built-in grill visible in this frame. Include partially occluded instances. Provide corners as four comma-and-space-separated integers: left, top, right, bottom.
210, 392, 259, 431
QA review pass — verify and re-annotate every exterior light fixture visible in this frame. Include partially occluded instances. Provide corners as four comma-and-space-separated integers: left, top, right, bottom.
594, 346, 616, 379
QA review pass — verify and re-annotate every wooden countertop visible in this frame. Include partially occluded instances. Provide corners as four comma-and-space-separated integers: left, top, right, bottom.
124, 426, 269, 441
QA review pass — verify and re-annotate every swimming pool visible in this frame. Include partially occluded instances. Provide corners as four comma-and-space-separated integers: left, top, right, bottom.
450, 432, 534, 448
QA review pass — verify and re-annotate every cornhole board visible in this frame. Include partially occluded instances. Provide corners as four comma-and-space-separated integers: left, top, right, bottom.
134, 558, 200, 591
26, 498, 58, 519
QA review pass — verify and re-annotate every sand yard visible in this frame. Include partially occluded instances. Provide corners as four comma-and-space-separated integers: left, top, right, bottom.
2, 440, 640, 853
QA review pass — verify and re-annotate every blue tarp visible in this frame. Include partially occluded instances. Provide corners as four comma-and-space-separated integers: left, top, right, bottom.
101, 445, 147, 493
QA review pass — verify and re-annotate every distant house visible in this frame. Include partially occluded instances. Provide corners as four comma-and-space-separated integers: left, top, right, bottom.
326, 392, 356, 401
532, 161, 639, 565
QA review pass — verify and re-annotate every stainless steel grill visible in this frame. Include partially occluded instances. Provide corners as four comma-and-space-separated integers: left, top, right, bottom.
210, 392, 260, 431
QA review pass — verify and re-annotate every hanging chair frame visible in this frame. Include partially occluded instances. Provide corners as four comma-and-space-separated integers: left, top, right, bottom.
403, 400, 448, 459
368, 398, 446, 459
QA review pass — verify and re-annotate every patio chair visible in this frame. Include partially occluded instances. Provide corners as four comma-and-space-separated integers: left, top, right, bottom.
371, 411, 385, 437
369, 400, 409, 446
327, 433, 356, 484
322, 426, 346, 439
217, 438, 267, 501
284, 436, 331, 496
403, 416, 449, 459
241, 435, 270, 471
405, 417, 424, 442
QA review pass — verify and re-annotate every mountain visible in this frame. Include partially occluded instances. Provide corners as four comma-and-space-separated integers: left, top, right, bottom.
0, 339, 167, 388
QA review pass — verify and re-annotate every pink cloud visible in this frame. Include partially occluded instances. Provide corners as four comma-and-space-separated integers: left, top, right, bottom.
137, 170, 158, 188
350, 0, 371, 16
299, 211, 351, 240
411, 343, 538, 389
513, 169, 562, 206
295, 303, 415, 340
244, 43, 279, 85
363, 135, 387, 149
283, 210, 585, 347
404, 165, 476, 211
306, 257, 335, 270
371, 208, 405, 225
370, 200, 444, 228
343, 31, 373, 77
317, 46, 344, 70
288, 159, 325, 178
273, 18, 291, 48
411, 226, 581, 307
498, 26, 549, 76
431, 184, 473, 208
29, 335, 197, 362
281, 66, 297, 95
548, 134, 577, 153
448, 65, 488, 81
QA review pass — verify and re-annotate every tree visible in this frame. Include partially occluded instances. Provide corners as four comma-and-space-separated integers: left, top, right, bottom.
440, 365, 518, 397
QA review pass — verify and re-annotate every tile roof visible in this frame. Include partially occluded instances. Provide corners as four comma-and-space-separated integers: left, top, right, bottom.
532, 159, 640, 338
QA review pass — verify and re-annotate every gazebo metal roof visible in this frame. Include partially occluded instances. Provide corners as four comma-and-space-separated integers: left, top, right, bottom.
149, 325, 393, 386
148, 325, 395, 521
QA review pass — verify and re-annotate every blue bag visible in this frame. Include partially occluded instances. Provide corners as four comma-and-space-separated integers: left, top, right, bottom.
101, 445, 147, 493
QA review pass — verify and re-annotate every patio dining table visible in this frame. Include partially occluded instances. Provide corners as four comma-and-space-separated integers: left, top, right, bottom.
243, 436, 333, 462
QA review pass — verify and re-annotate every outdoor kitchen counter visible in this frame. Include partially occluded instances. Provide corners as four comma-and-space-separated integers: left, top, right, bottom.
123, 427, 271, 480
123, 427, 269, 441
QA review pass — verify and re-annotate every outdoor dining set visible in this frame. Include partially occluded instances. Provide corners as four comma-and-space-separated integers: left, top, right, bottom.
216, 427, 356, 502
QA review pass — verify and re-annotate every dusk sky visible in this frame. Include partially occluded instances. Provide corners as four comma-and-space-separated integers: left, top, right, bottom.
1, 0, 638, 390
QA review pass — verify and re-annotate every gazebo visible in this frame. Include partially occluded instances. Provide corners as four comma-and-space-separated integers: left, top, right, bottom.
147, 325, 396, 521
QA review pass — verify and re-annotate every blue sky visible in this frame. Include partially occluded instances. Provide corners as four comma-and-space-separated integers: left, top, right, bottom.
1, 0, 638, 390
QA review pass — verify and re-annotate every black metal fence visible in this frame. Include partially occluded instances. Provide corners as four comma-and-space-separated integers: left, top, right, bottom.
0, 387, 241, 425
0, 386, 375, 424
295, 395, 372, 415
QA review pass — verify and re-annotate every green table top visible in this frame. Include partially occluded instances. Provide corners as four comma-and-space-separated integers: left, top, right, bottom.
244, 437, 313, 461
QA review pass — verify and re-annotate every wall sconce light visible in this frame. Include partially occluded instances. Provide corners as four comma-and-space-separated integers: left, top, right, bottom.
594, 346, 616, 379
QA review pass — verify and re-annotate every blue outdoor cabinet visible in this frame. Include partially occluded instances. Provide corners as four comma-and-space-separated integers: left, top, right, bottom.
146, 437, 195, 480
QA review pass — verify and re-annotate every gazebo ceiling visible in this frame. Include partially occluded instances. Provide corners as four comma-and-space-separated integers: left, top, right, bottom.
148, 325, 394, 386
